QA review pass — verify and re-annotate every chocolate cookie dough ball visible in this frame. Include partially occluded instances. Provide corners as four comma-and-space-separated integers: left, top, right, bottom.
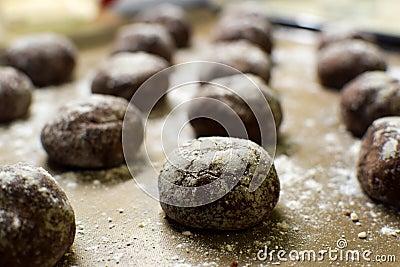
357, 117, 400, 209
136, 4, 191, 48
0, 67, 33, 122
213, 16, 273, 54
91, 52, 169, 103
0, 163, 75, 267
111, 23, 175, 62
159, 137, 280, 230
4, 33, 77, 87
188, 74, 282, 145
341, 71, 400, 137
200, 41, 271, 83
317, 40, 387, 89
41, 95, 143, 169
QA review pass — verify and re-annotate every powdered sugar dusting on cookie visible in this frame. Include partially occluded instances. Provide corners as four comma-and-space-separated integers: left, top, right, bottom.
381, 137, 398, 160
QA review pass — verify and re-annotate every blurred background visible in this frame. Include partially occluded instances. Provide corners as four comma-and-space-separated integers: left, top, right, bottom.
1, 0, 400, 46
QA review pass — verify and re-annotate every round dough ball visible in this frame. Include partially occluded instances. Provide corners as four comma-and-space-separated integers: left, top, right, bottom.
111, 23, 175, 62
0, 66, 33, 122
357, 117, 400, 209
91, 52, 169, 102
188, 74, 282, 145
317, 40, 387, 89
200, 40, 272, 83
136, 4, 191, 48
213, 16, 273, 54
341, 71, 400, 137
0, 163, 75, 267
159, 137, 280, 230
41, 95, 143, 169
4, 33, 77, 87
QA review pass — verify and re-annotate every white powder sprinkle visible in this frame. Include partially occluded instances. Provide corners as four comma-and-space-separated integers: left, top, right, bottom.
350, 213, 359, 221
381, 226, 400, 236
358, 231, 367, 239
381, 138, 398, 160
182, 231, 192, 236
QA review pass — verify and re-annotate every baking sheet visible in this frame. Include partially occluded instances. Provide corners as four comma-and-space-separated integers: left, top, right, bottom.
250, 0, 400, 37
1, 8, 400, 267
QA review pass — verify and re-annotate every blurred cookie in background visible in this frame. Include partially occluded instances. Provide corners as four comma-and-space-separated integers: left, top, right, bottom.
3, 33, 77, 87
0, 66, 33, 123
135, 3, 192, 48
91, 52, 169, 106
317, 40, 387, 89
200, 40, 272, 83
111, 23, 175, 63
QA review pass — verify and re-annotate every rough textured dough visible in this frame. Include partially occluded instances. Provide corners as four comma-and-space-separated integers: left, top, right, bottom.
357, 117, 400, 209
188, 74, 282, 145
317, 40, 387, 89
0, 163, 75, 267
159, 137, 280, 230
4, 33, 77, 87
91, 52, 169, 102
0, 66, 33, 122
341, 71, 400, 137
41, 95, 143, 169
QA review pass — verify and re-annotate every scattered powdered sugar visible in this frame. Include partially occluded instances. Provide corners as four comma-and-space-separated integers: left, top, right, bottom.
182, 231, 192, 236
373, 117, 400, 131
0, 163, 45, 187
76, 221, 86, 235
12, 217, 21, 229
330, 167, 363, 197
381, 137, 398, 160
274, 155, 303, 187
349, 140, 361, 156
113, 252, 124, 264
381, 226, 400, 237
